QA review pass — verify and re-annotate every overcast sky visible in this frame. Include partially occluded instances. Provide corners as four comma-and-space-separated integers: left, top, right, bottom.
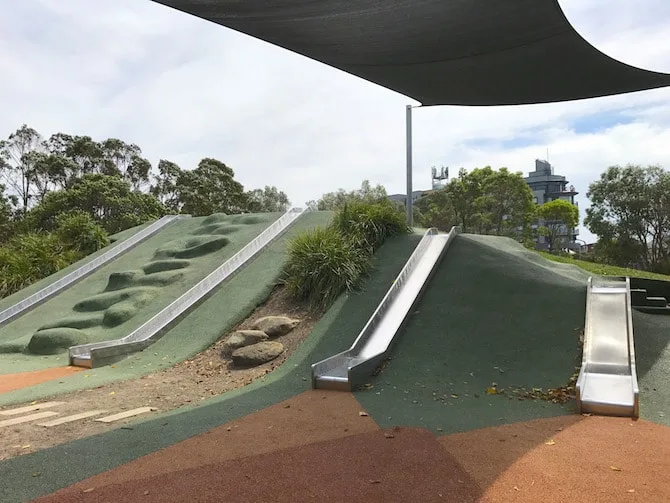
2, 1, 670, 243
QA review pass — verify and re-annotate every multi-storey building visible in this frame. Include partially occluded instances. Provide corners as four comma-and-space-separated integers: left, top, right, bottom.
523, 159, 579, 250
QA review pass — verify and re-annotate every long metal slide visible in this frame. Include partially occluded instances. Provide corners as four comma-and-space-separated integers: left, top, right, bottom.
69, 208, 308, 368
0, 215, 186, 328
311, 227, 459, 391
576, 276, 639, 417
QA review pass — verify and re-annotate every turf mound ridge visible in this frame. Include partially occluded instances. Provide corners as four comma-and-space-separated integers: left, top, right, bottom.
4, 214, 278, 356
355, 233, 588, 434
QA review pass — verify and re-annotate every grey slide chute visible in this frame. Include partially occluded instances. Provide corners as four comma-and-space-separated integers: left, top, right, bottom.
576, 276, 639, 417
312, 227, 458, 391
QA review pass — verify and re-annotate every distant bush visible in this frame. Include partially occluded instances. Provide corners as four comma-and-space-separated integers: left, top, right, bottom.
54, 211, 109, 255
282, 227, 370, 310
283, 201, 409, 310
0, 212, 110, 299
332, 201, 409, 254
0, 233, 78, 298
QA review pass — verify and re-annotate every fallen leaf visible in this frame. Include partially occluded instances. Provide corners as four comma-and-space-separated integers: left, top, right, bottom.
22, 445, 31, 449
109, 392, 115, 395
544, 440, 556, 446
30, 401, 37, 405
486, 387, 498, 395
610, 466, 622, 472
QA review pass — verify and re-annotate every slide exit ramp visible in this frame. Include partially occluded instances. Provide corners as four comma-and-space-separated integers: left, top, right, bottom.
576, 276, 639, 417
0, 215, 186, 328
312, 227, 459, 391
69, 207, 309, 368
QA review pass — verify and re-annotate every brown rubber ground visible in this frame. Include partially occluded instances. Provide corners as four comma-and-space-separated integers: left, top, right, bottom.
0, 367, 83, 394
32, 392, 670, 503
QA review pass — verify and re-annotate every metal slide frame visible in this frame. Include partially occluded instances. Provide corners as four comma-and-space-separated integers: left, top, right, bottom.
0, 215, 187, 328
311, 226, 459, 391
69, 207, 308, 368
576, 276, 639, 417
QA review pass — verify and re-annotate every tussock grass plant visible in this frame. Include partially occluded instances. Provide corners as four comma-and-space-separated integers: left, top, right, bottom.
282, 226, 370, 310
332, 201, 409, 253
283, 201, 409, 310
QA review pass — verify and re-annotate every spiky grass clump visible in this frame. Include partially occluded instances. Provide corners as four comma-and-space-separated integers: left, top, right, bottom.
332, 201, 409, 254
0, 233, 78, 298
282, 226, 370, 310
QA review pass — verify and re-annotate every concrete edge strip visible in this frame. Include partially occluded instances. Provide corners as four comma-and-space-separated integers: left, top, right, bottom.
0, 411, 59, 427
0, 401, 66, 416
38, 410, 109, 428
95, 407, 158, 423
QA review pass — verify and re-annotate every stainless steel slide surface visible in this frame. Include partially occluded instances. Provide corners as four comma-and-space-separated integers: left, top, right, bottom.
0, 215, 185, 328
311, 227, 459, 391
576, 276, 639, 417
69, 208, 308, 368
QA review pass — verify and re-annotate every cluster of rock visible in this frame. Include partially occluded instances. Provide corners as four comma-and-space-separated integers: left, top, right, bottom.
222, 316, 300, 367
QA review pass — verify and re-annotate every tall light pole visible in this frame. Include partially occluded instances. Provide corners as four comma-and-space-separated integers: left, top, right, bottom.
406, 104, 413, 227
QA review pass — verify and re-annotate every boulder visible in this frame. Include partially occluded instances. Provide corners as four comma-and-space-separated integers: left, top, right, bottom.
231, 341, 284, 367
251, 316, 300, 337
221, 330, 268, 355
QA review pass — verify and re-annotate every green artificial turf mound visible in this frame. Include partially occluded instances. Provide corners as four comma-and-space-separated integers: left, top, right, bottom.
0, 228, 421, 503
0, 213, 281, 370
355, 233, 589, 434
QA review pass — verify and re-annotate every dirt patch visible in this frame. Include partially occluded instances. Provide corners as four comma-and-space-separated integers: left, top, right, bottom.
0, 286, 316, 461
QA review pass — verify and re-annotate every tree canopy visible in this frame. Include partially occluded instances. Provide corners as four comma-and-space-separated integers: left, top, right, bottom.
416, 166, 535, 239
585, 164, 670, 271
0, 123, 292, 299
536, 199, 579, 252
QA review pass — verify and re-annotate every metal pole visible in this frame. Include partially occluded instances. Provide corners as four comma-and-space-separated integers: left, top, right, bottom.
406, 104, 413, 227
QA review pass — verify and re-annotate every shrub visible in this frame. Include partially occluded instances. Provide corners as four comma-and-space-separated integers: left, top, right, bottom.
0, 233, 78, 298
282, 226, 370, 310
54, 210, 110, 255
331, 200, 409, 254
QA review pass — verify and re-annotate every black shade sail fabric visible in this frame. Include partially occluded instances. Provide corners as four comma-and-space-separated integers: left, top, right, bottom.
152, 0, 670, 106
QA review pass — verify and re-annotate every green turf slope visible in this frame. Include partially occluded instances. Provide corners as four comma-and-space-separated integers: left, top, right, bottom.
355, 233, 589, 434
0, 221, 149, 313
0, 213, 281, 373
633, 311, 670, 426
0, 211, 331, 404
0, 231, 422, 503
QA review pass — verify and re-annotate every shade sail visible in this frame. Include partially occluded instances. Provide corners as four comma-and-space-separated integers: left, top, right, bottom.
152, 0, 670, 106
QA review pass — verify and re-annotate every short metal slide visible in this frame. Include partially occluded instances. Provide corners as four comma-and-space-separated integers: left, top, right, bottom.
69, 208, 308, 368
0, 215, 186, 328
311, 227, 459, 391
576, 276, 639, 417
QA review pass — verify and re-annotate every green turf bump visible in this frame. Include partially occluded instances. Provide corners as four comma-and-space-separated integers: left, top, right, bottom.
73, 287, 159, 312
102, 300, 142, 327
231, 215, 268, 225
104, 270, 141, 291
154, 236, 230, 260
27, 328, 90, 354
38, 314, 105, 330
142, 260, 191, 274
201, 213, 229, 225
193, 224, 243, 236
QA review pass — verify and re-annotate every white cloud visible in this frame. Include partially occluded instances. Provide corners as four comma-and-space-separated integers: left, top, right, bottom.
1, 0, 670, 244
